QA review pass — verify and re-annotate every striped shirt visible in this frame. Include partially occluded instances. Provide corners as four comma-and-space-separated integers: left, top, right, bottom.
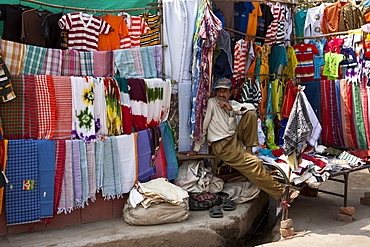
118, 12, 151, 49
58, 12, 111, 52
139, 13, 160, 47
293, 42, 319, 80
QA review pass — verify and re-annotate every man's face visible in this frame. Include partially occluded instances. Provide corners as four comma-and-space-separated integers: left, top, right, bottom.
216, 88, 231, 101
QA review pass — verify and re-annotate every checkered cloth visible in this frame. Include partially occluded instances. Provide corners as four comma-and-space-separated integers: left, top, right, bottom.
0, 75, 38, 139
79, 51, 94, 76
5, 139, 40, 225
35, 75, 57, 140
22, 45, 47, 75
61, 50, 81, 76
52, 76, 73, 140
41, 49, 62, 76
93, 50, 114, 77
1, 39, 25, 75
53, 140, 66, 216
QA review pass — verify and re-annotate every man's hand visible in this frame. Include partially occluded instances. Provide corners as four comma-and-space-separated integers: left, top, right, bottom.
218, 100, 232, 111
179, 150, 198, 156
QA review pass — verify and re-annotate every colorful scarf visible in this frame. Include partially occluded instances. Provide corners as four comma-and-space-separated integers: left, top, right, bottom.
1, 39, 25, 75
79, 51, 94, 76
71, 76, 96, 141
160, 122, 179, 180
104, 77, 122, 136
128, 78, 148, 131
92, 77, 108, 138
58, 140, 74, 214
0, 75, 38, 139
37, 140, 55, 218
116, 78, 133, 135
41, 48, 62, 76
145, 78, 163, 128
93, 51, 115, 77
6, 140, 40, 225
116, 134, 137, 193
52, 76, 73, 140
35, 75, 57, 140
61, 50, 81, 76
53, 140, 66, 216
22, 45, 47, 75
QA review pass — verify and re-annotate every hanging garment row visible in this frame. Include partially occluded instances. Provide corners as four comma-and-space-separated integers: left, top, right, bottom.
0, 75, 173, 141
0, 3, 160, 50
1, 121, 178, 225
0, 40, 163, 79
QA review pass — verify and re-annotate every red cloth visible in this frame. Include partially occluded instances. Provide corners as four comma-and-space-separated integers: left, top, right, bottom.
301, 153, 326, 169
281, 80, 298, 119
271, 148, 284, 157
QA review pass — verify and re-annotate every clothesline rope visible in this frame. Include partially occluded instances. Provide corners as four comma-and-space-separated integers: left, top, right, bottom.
20, 0, 160, 13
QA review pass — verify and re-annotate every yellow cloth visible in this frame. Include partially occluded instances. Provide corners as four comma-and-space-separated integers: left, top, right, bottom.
246, 2, 262, 41
283, 45, 298, 81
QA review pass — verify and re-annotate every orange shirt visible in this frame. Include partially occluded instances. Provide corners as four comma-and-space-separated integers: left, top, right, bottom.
98, 14, 128, 51
321, 0, 349, 34
246, 2, 262, 41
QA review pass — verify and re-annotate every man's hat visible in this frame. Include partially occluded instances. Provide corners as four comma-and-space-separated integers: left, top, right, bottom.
214, 78, 232, 89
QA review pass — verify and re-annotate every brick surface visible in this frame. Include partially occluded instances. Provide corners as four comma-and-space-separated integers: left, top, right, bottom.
81, 196, 113, 223
360, 197, 370, 205
339, 206, 356, 216
335, 213, 354, 222
280, 227, 294, 238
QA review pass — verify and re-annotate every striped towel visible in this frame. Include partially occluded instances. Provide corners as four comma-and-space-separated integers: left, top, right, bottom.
35, 75, 57, 140
71, 76, 96, 141
6, 140, 40, 225
140, 46, 157, 78
116, 134, 137, 193
79, 51, 94, 76
93, 77, 108, 138
53, 140, 66, 216
152, 45, 163, 78
71, 140, 82, 207
85, 141, 96, 201
0, 139, 8, 214
131, 47, 144, 78
61, 50, 81, 76
37, 140, 55, 218
338, 151, 362, 166
93, 50, 115, 77
41, 48, 62, 76
137, 129, 155, 182
102, 137, 122, 199
128, 78, 148, 131
0, 75, 38, 139
145, 78, 163, 128
160, 122, 179, 180
95, 139, 104, 192
104, 77, 123, 136
52, 76, 73, 140
116, 78, 133, 135
58, 140, 74, 214
22, 45, 47, 75
1, 39, 25, 75
79, 140, 90, 207
113, 49, 137, 78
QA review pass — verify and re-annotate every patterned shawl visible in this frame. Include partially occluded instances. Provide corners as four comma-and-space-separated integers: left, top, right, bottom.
61, 50, 81, 76
79, 51, 94, 76
22, 45, 47, 75
1, 39, 25, 75
35, 75, 57, 140
145, 78, 163, 128
93, 51, 115, 77
128, 78, 148, 131
71, 76, 96, 141
116, 78, 133, 135
93, 77, 108, 138
52, 76, 73, 140
41, 48, 62, 76
104, 77, 122, 136
0, 75, 38, 139
6, 140, 40, 225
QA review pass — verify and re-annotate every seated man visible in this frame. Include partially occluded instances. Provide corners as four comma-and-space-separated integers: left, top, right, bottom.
182, 78, 298, 203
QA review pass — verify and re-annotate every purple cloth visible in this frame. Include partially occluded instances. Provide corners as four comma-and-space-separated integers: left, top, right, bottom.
137, 129, 154, 182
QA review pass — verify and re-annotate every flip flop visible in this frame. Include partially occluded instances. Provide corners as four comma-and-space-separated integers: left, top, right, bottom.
209, 205, 223, 218
222, 198, 236, 211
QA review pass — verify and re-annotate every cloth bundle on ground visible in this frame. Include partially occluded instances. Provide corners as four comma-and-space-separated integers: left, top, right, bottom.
221, 178, 261, 204
123, 178, 189, 225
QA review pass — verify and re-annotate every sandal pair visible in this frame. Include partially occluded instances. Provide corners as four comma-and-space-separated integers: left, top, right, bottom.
221, 198, 236, 211
209, 205, 223, 218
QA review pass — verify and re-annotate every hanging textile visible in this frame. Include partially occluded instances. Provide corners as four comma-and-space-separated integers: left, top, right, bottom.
98, 14, 129, 51
139, 13, 160, 47
160, 122, 179, 180
22, 45, 47, 75
93, 77, 108, 138
0, 50, 16, 103
58, 140, 74, 214
128, 78, 148, 132
5, 139, 40, 225
116, 134, 137, 193
137, 129, 155, 182
85, 141, 96, 202
1, 40, 25, 75
52, 140, 66, 217
61, 50, 81, 76
41, 48, 62, 76
116, 78, 133, 135
104, 77, 123, 136
145, 78, 164, 128
79, 51, 94, 76
93, 51, 115, 77
0, 139, 8, 214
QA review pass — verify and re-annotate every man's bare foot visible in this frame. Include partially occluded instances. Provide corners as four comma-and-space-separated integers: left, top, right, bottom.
288, 189, 300, 203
